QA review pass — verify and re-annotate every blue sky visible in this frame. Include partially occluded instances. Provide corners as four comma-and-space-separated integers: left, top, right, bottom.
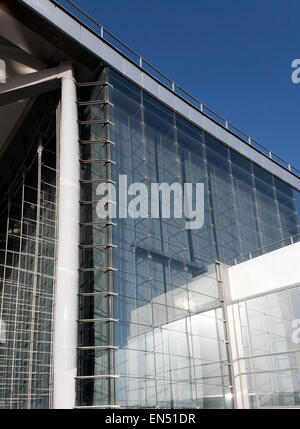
69, 0, 300, 167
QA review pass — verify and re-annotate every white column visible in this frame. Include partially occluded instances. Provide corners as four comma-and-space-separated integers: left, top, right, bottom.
53, 64, 80, 409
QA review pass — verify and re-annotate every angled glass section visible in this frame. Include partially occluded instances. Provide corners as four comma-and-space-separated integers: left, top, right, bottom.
0, 95, 58, 409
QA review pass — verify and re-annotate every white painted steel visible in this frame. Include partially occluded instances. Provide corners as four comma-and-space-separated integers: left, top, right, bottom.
53, 64, 80, 409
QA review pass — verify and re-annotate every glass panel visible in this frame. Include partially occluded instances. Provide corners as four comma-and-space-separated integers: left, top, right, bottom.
0, 97, 57, 409
233, 286, 300, 408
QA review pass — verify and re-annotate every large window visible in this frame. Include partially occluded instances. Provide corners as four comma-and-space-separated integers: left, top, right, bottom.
0, 95, 58, 409
76, 67, 300, 408
232, 287, 300, 408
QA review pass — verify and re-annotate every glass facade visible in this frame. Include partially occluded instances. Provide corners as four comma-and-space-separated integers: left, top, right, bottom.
0, 65, 299, 409
0, 0, 299, 410
0, 96, 58, 408
232, 286, 300, 408
75, 67, 300, 408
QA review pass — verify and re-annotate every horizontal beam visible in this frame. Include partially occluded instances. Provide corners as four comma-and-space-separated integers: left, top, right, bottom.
0, 63, 71, 105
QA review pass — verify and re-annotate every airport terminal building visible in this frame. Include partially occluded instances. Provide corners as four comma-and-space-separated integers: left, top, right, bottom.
0, 0, 299, 409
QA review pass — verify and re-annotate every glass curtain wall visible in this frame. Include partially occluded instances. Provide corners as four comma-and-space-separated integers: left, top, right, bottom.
0, 97, 58, 409
76, 66, 300, 409
232, 286, 300, 408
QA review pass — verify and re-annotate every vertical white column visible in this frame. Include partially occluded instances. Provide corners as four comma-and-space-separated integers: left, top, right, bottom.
53, 65, 80, 409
